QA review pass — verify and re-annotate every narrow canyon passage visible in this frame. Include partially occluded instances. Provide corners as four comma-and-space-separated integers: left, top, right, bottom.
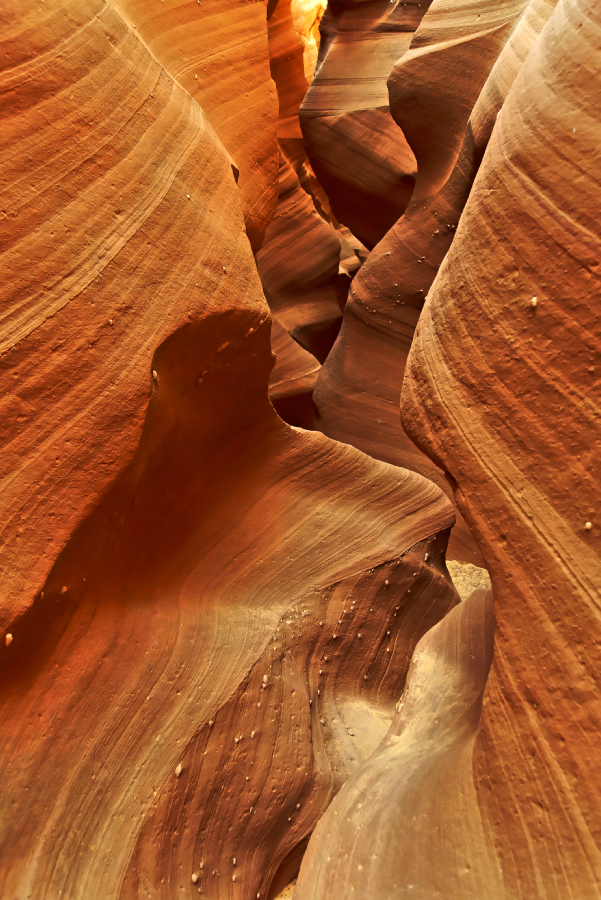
0, 0, 599, 899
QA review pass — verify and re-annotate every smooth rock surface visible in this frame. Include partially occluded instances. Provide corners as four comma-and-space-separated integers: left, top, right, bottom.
299, 0, 421, 247
314, 0, 556, 565
1, 0, 269, 631
388, 0, 530, 200
260, 0, 346, 369
256, 152, 343, 362
402, 0, 601, 893
112, 0, 279, 251
0, 4, 460, 899
295, 589, 498, 900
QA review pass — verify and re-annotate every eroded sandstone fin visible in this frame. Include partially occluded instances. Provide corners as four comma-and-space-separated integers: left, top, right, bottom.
294, 588, 500, 899
402, 0, 601, 893
312, 0, 557, 566
299, 0, 422, 247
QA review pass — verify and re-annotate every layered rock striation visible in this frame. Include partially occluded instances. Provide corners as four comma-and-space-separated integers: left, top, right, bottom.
0, 2, 460, 899
2, 0, 600, 897
313, 0, 557, 564
111, 0, 279, 251
295, 588, 498, 899
402, 0, 601, 893
299, 0, 422, 248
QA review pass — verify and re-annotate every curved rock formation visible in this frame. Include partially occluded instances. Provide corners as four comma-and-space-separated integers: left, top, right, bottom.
111, 0, 279, 251
269, 0, 326, 147
4, 0, 599, 895
0, 401, 457, 899
267, 0, 333, 227
314, 0, 556, 564
298, 0, 420, 248
387, 0, 530, 200
268, 317, 321, 427
255, 152, 343, 362
0, 2, 460, 898
257, 0, 347, 367
294, 588, 497, 900
402, 0, 601, 893
1, 0, 268, 631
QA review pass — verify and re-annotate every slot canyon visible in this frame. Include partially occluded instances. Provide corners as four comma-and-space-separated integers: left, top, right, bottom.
0, 0, 599, 897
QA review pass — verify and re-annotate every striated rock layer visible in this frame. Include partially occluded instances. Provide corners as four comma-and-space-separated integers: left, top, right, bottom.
0, 1, 460, 898
111, 0, 279, 251
295, 589, 498, 900
314, 0, 556, 564
0, 404, 457, 899
259, 0, 346, 388
268, 317, 321, 428
4, 0, 600, 895
0, 0, 265, 630
299, 0, 422, 248
256, 151, 343, 363
402, 0, 601, 893
387, 0, 531, 201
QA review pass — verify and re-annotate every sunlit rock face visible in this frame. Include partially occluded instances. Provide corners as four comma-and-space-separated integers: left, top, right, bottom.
401, 1, 601, 895
0, 2, 458, 899
2, 0, 600, 897
311, 0, 557, 567
295, 588, 499, 900
299, 0, 421, 249
111, 0, 280, 251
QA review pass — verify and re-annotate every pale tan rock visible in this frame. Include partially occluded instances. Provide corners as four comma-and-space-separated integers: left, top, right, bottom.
295, 589, 498, 900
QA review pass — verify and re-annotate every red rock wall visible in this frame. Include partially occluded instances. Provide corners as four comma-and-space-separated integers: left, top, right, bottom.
255, 152, 342, 363
111, 0, 279, 251
312, 0, 556, 565
1, 0, 270, 632
298, 0, 421, 248
0, 1, 460, 898
401, 0, 601, 894
257, 0, 347, 422
2, 0, 599, 896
